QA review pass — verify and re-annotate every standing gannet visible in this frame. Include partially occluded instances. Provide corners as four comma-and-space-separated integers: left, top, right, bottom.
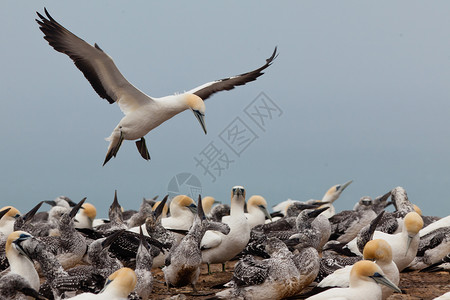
201, 186, 250, 273
35, 9, 277, 165
317, 239, 399, 300
163, 196, 230, 292
371, 211, 423, 271
132, 227, 153, 300
74, 202, 97, 229
38, 198, 88, 269
306, 260, 401, 300
4, 231, 40, 292
69, 267, 137, 300
223, 195, 271, 228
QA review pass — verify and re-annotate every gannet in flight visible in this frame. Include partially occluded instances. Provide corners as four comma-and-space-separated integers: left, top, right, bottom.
36, 8, 277, 165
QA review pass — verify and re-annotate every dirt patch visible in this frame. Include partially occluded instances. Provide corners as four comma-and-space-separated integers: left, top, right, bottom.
151, 261, 449, 299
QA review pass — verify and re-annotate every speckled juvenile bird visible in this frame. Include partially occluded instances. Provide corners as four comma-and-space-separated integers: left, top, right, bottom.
163, 195, 230, 292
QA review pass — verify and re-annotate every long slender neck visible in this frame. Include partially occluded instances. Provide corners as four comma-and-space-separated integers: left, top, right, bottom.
154, 94, 190, 115
230, 196, 245, 217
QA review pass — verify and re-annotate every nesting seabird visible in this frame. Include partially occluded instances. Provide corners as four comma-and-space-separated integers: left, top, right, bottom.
371, 211, 424, 271
3, 231, 40, 292
202, 196, 221, 217
317, 239, 399, 300
36, 8, 277, 165
0, 272, 46, 300
68, 267, 137, 299
201, 186, 250, 273
37, 198, 88, 269
240, 195, 272, 228
0, 206, 20, 236
408, 226, 450, 270
216, 236, 319, 299
306, 260, 401, 300
329, 195, 378, 244
74, 202, 97, 229
420, 253, 450, 273
308, 180, 353, 218
163, 196, 230, 292
127, 227, 153, 300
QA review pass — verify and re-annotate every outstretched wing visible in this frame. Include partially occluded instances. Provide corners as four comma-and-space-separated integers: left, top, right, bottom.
187, 47, 278, 101
36, 8, 151, 114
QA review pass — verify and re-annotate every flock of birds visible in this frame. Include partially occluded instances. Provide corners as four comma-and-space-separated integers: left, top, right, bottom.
0, 182, 449, 299
2, 7, 449, 300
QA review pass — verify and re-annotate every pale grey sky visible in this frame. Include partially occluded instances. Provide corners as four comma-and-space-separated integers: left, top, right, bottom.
1, 1, 450, 218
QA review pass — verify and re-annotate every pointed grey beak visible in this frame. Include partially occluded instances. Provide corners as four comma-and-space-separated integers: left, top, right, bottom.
187, 203, 198, 215
370, 272, 402, 293
338, 180, 353, 192
406, 235, 413, 256
193, 109, 207, 134
259, 205, 272, 221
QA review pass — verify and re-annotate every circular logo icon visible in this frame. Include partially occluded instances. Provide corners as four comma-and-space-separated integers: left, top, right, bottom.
167, 172, 202, 200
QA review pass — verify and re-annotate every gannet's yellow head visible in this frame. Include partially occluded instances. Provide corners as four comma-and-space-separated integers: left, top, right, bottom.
248, 195, 271, 220
350, 260, 401, 292
5, 231, 32, 258
231, 186, 245, 198
170, 195, 197, 216
0, 206, 20, 220
81, 203, 97, 220
363, 239, 393, 263
202, 196, 218, 215
185, 93, 207, 134
404, 211, 423, 236
322, 180, 353, 203
104, 267, 137, 296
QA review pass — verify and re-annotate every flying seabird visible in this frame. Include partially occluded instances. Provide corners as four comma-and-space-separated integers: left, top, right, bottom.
201, 186, 250, 273
306, 260, 401, 300
36, 8, 277, 165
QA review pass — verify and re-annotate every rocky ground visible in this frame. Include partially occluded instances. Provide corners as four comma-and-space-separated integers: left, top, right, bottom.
150, 261, 449, 300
